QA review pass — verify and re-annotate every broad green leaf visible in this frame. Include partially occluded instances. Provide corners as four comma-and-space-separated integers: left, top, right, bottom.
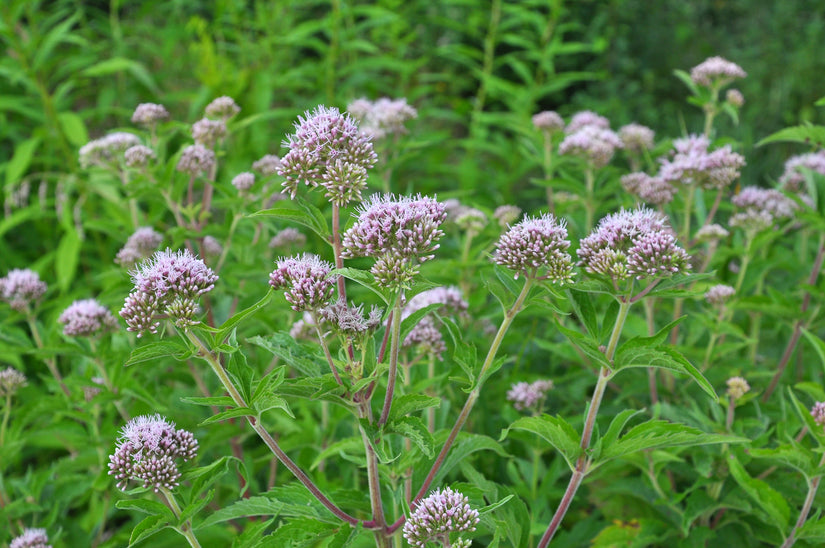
567, 288, 599, 338
387, 416, 435, 458
591, 408, 644, 461
798, 515, 825, 541
214, 291, 273, 343
55, 228, 81, 292
249, 333, 323, 377
555, 320, 610, 368
249, 197, 330, 239
186, 456, 248, 498
593, 419, 746, 469
750, 443, 819, 478
503, 415, 582, 471
57, 111, 88, 146
727, 453, 790, 532
179, 489, 214, 525
253, 394, 294, 419
251, 364, 287, 404
756, 123, 825, 148
116, 498, 174, 520
128, 514, 169, 546
333, 267, 393, 305
613, 345, 717, 401
180, 395, 235, 407
124, 339, 192, 367
310, 437, 363, 470
399, 302, 442, 342
264, 518, 338, 545
389, 394, 442, 420
225, 343, 254, 402
198, 407, 255, 426
197, 496, 284, 530
788, 389, 825, 447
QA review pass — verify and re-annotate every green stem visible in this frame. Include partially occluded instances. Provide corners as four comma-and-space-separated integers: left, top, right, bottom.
26, 314, 70, 399
312, 312, 344, 385
358, 403, 388, 540
378, 293, 405, 427
184, 330, 358, 525
158, 487, 202, 548
0, 395, 11, 446
410, 278, 534, 505
584, 168, 595, 231
733, 238, 753, 294
781, 452, 825, 548
537, 299, 632, 548
681, 185, 696, 244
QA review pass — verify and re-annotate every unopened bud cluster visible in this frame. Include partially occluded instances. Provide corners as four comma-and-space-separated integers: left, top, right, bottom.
726, 377, 750, 400
108, 414, 198, 492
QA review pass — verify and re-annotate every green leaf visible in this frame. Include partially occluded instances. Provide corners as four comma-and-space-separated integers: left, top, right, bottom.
387, 416, 435, 458
214, 291, 273, 343
555, 320, 610, 368
593, 419, 746, 470
254, 394, 294, 419
389, 394, 442, 420
264, 518, 338, 545
249, 333, 323, 377
179, 489, 214, 525
249, 197, 330, 239
186, 456, 248, 498
478, 494, 514, 515
798, 515, 825, 541
197, 496, 283, 530
180, 395, 235, 407
788, 389, 825, 447
399, 302, 441, 342
727, 452, 791, 532
592, 408, 645, 461
128, 514, 169, 546
756, 123, 825, 148
801, 327, 825, 374
116, 498, 174, 521
333, 267, 393, 305
56, 111, 88, 146
673, 69, 699, 95
198, 407, 255, 426
750, 443, 819, 478
503, 415, 582, 471
310, 437, 364, 470
251, 364, 287, 404
225, 345, 254, 402
419, 433, 507, 488
55, 228, 81, 292
124, 339, 192, 367
567, 288, 599, 338
613, 344, 717, 401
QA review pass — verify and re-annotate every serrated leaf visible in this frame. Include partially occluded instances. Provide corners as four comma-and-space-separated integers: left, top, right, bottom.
389, 394, 442, 420
798, 515, 825, 541
252, 365, 287, 404
387, 416, 435, 458
249, 333, 323, 377
186, 456, 248, 498
756, 123, 825, 148
264, 518, 338, 546
727, 452, 790, 532
214, 291, 273, 343
116, 498, 174, 520
503, 415, 582, 471
594, 420, 746, 469
180, 395, 235, 407
199, 407, 255, 426
197, 496, 284, 530
5, 137, 40, 187
124, 339, 192, 367
750, 443, 818, 478
128, 514, 169, 546
55, 228, 81, 292
249, 197, 330, 239
179, 489, 214, 525
254, 394, 294, 418
613, 344, 717, 401
567, 288, 599, 338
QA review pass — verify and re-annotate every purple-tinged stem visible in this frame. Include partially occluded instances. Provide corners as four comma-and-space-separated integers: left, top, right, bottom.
311, 312, 344, 386
378, 295, 404, 427
780, 452, 825, 548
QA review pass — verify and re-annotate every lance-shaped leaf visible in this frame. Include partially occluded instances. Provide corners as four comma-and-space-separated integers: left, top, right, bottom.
728, 452, 791, 533
503, 415, 582, 471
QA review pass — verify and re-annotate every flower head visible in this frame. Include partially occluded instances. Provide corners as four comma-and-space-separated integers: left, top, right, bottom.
80, 132, 142, 168
690, 56, 747, 87
205, 96, 241, 120
403, 487, 479, 548
176, 144, 216, 176
132, 103, 169, 126
202, 236, 222, 257
729, 186, 799, 234
493, 205, 521, 228
402, 287, 468, 359
120, 249, 218, 336
319, 299, 383, 338
0, 367, 27, 397
0, 268, 47, 311
269, 254, 336, 312
507, 379, 555, 412
811, 402, 825, 427
621, 172, 676, 206
532, 110, 565, 133
559, 126, 622, 168
565, 110, 610, 134
342, 194, 446, 288
192, 118, 227, 148
726, 376, 750, 400
124, 145, 156, 168
578, 208, 690, 282
108, 414, 198, 492
695, 224, 729, 243
59, 299, 118, 337
493, 213, 573, 282
10, 528, 51, 548
658, 135, 745, 190
726, 89, 745, 107
231, 172, 256, 193
347, 97, 417, 139
278, 105, 377, 205
269, 228, 307, 250
779, 151, 825, 193
619, 123, 655, 154
116, 227, 163, 268
252, 154, 282, 176
705, 284, 735, 306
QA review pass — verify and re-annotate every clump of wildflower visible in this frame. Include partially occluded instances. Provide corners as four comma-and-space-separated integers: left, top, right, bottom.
726, 89, 745, 107
493, 205, 521, 228
115, 227, 163, 268
10, 528, 51, 548
108, 414, 198, 492
347, 97, 417, 139
0, 269, 48, 312
192, 118, 227, 148
690, 56, 747, 87
268, 254, 336, 312
565, 110, 610, 134
778, 151, 825, 193
319, 299, 383, 339
202, 236, 222, 258
619, 123, 655, 154
176, 144, 216, 176
124, 144, 156, 168
726, 377, 750, 400
578, 208, 690, 282
507, 379, 554, 412
621, 172, 676, 206
695, 224, 729, 242
493, 213, 573, 282
80, 132, 142, 168
455, 207, 488, 235
279, 105, 377, 205
231, 172, 256, 193
658, 135, 745, 190
289, 312, 316, 340
811, 402, 825, 427
404, 487, 479, 548
559, 125, 623, 168
532, 110, 565, 133
0, 367, 27, 397
402, 287, 468, 359
59, 299, 118, 337
729, 187, 799, 234
704, 284, 735, 306
132, 103, 170, 127
269, 228, 307, 250
342, 194, 447, 288
205, 96, 240, 120
252, 154, 282, 176
120, 249, 218, 336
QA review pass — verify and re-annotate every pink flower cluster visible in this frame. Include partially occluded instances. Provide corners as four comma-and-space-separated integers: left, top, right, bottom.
493, 213, 573, 282
10, 528, 51, 548
115, 226, 163, 268
0, 268, 47, 312
704, 284, 735, 306
347, 97, 417, 140
658, 135, 745, 190
79, 132, 141, 168
621, 172, 676, 206
507, 379, 554, 411
269, 254, 336, 312
401, 286, 468, 359
120, 249, 218, 336
108, 414, 198, 492
729, 186, 799, 233
689, 56, 747, 87
403, 487, 479, 548
59, 299, 118, 337
779, 151, 825, 192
